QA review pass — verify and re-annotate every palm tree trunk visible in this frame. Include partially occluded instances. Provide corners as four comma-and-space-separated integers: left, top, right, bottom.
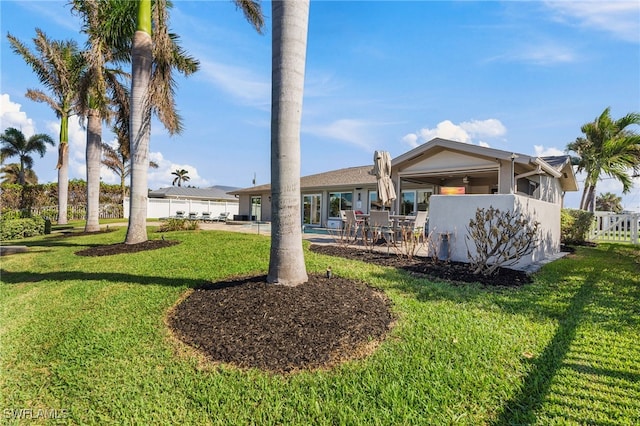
579, 184, 590, 210
57, 115, 70, 224
125, 2, 153, 245
85, 109, 102, 232
267, 0, 309, 286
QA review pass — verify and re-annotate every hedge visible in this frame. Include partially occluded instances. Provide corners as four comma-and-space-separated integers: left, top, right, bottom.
0, 216, 46, 241
561, 208, 594, 245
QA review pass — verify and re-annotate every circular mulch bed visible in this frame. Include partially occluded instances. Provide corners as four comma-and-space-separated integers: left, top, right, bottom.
167, 274, 394, 373
76, 239, 179, 256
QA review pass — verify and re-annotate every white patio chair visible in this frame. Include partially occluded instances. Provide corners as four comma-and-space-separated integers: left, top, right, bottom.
368, 210, 394, 252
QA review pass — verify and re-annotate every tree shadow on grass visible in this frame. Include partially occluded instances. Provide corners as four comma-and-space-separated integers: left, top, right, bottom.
0, 268, 207, 288
491, 278, 595, 425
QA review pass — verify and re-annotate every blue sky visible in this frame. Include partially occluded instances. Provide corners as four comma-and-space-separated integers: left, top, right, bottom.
1, 1, 639, 211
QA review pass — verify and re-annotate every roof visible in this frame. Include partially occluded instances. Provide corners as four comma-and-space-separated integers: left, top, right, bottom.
230, 139, 579, 194
541, 155, 579, 191
229, 165, 377, 195
392, 137, 537, 167
149, 185, 239, 201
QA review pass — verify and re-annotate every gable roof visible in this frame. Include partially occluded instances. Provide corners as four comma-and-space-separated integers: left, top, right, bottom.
229, 165, 377, 195
149, 185, 239, 201
541, 155, 579, 191
392, 137, 537, 167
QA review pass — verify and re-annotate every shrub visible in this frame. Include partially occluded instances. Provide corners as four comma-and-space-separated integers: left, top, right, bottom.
0, 216, 46, 241
157, 218, 199, 232
465, 206, 539, 276
561, 208, 593, 245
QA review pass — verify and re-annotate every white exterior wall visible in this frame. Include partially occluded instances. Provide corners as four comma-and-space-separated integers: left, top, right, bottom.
428, 194, 561, 269
123, 198, 239, 219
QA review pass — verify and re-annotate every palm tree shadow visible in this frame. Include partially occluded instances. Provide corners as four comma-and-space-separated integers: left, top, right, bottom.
0, 268, 207, 288
492, 278, 595, 425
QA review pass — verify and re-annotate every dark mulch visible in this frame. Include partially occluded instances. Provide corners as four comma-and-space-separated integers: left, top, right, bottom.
309, 244, 533, 287
168, 274, 394, 373
75, 239, 179, 256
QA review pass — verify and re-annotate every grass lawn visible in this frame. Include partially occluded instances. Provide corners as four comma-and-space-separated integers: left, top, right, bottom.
1, 227, 639, 425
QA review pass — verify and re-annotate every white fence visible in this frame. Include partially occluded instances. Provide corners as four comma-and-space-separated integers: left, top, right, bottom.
123, 198, 239, 219
589, 212, 639, 245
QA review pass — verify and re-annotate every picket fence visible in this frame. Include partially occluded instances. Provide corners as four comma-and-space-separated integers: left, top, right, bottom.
589, 212, 640, 245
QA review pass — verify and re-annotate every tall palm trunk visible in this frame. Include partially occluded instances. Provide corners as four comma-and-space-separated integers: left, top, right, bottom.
57, 116, 70, 224
85, 108, 102, 232
125, 0, 152, 244
267, 0, 309, 286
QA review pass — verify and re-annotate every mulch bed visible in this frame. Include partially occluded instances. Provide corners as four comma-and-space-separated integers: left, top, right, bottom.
167, 275, 394, 373
309, 244, 533, 287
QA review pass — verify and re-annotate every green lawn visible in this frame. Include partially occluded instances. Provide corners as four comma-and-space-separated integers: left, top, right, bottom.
1, 227, 639, 425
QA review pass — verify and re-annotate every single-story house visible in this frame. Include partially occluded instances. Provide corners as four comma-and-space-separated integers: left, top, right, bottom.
148, 185, 240, 201
229, 138, 579, 268
124, 185, 240, 219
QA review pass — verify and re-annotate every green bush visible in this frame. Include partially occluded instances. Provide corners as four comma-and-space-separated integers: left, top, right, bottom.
561, 208, 593, 245
0, 216, 46, 241
157, 218, 199, 232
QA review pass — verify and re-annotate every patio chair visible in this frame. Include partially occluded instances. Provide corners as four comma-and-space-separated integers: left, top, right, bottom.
368, 210, 395, 252
409, 211, 429, 243
343, 210, 364, 242
212, 212, 230, 222
188, 212, 199, 220
175, 211, 185, 219
200, 212, 212, 222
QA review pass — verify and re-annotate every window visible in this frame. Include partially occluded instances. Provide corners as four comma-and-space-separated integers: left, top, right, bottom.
417, 189, 433, 212
400, 190, 415, 215
303, 194, 321, 225
329, 192, 352, 218
369, 191, 384, 211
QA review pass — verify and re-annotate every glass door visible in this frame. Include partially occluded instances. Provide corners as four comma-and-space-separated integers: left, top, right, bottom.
303, 194, 321, 225
250, 196, 261, 221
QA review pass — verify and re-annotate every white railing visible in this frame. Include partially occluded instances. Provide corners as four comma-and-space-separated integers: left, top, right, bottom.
589, 212, 639, 244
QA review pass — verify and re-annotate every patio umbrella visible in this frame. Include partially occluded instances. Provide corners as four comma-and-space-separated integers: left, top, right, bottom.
371, 150, 396, 208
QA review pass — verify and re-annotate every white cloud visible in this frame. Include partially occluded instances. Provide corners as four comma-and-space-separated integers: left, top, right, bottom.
487, 41, 577, 66
0, 94, 37, 137
534, 145, 566, 156
199, 59, 269, 107
45, 116, 87, 179
403, 119, 507, 148
304, 119, 381, 150
147, 151, 209, 189
545, 1, 640, 43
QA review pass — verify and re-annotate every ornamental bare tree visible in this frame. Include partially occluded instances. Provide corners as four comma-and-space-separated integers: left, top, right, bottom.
465, 206, 539, 276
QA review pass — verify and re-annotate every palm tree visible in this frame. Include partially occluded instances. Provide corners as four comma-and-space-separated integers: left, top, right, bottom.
0, 127, 54, 186
126, 0, 262, 244
171, 169, 190, 187
1, 163, 39, 185
267, 0, 310, 286
73, 0, 131, 232
596, 192, 623, 213
567, 107, 640, 212
7, 30, 85, 224
102, 142, 158, 201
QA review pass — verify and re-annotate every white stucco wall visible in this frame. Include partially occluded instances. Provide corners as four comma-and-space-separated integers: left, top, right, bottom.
123, 198, 239, 219
428, 194, 561, 269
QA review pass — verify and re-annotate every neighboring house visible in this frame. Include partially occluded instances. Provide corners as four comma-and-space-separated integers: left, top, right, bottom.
124, 185, 240, 219
230, 138, 579, 268
148, 185, 240, 201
